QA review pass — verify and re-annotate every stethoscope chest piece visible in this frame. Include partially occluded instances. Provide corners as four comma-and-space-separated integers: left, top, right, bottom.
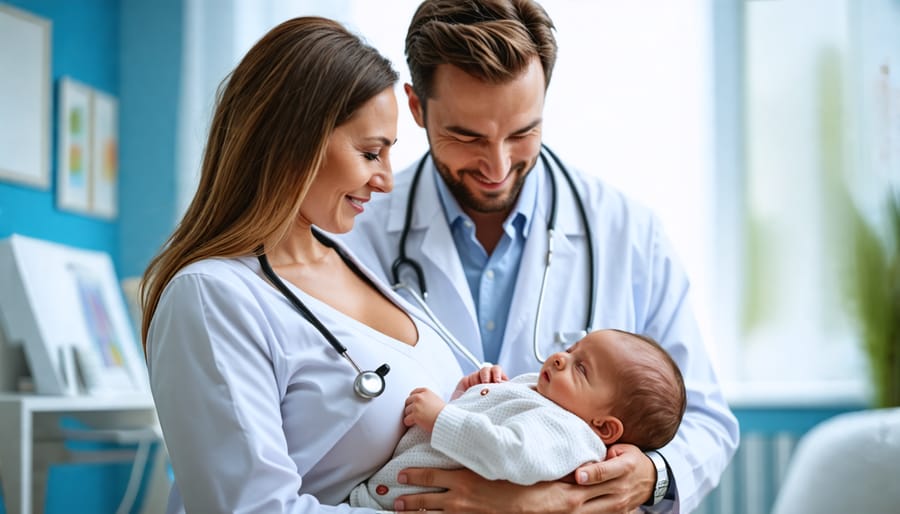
353, 363, 390, 399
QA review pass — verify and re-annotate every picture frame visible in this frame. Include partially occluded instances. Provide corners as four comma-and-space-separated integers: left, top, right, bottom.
90, 90, 119, 219
0, 5, 51, 188
0, 234, 148, 396
57, 77, 94, 214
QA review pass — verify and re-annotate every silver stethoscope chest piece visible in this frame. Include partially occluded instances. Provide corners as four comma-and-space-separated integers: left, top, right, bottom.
353, 363, 390, 399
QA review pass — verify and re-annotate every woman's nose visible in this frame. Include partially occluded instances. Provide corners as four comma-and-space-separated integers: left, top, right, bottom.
369, 163, 393, 193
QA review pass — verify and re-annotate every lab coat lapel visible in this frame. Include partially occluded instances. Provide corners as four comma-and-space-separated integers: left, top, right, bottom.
393, 161, 484, 364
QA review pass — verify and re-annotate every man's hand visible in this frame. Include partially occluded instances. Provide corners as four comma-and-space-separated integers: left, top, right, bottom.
574, 444, 657, 509
390, 443, 658, 513
393, 468, 593, 514
403, 388, 446, 432
451, 364, 508, 400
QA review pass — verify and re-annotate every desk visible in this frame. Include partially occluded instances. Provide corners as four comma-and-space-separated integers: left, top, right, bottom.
0, 393, 165, 514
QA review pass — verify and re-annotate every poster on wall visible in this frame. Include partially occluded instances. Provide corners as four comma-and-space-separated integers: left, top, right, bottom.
0, 5, 51, 188
90, 90, 119, 219
57, 77, 93, 214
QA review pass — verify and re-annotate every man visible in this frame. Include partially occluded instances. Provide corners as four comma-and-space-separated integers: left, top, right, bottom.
339, 1, 738, 512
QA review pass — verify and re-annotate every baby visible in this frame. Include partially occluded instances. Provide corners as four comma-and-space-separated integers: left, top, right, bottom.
350, 329, 687, 509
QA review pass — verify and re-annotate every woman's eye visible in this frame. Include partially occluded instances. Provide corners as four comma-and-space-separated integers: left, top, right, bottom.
577, 363, 586, 375
363, 151, 380, 161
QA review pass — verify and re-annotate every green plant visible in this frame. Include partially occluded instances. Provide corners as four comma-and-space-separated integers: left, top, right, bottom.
849, 194, 900, 407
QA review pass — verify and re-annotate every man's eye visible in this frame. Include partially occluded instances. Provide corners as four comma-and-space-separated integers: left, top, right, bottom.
363, 152, 380, 161
577, 363, 586, 375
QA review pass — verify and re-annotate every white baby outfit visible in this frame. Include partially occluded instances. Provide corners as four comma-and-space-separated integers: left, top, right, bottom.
349, 373, 606, 509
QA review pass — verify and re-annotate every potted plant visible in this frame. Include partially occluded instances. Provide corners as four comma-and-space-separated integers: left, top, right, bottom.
849, 193, 900, 407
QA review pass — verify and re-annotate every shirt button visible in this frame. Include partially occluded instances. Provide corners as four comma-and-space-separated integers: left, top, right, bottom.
480, 388, 490, 396
486, 320, 495, 331
375, 484, 389, 495
485, 269, 494, 280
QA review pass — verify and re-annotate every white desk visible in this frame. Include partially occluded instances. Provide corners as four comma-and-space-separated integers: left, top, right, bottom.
0, 393, 164, 514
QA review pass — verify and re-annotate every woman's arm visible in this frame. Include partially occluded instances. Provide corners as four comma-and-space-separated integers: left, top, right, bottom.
148, 273, 374, 513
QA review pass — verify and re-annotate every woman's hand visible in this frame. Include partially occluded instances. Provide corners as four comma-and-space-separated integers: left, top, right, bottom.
392, 444, 656, 514
451, 365, 508, 400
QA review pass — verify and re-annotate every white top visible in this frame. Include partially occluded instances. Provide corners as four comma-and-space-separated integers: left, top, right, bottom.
350, 373, 605, 510
146, 246, 462, 513
338, 155, 740, 513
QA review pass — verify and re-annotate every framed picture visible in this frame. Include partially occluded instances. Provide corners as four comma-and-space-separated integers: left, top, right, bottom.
0, 5, 51, 188
57, 77, 93, 214
90, 90, 119, 219
0, 234, 148, 396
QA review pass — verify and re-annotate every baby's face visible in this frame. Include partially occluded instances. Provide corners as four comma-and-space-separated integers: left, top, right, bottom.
535, 330, 627, 429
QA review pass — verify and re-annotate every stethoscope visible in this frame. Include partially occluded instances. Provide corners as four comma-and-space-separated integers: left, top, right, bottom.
258, 233, 391, 400
391, 144, 596, 365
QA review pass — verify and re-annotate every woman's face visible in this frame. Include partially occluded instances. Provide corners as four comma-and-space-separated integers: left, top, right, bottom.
299, 87, 398, 233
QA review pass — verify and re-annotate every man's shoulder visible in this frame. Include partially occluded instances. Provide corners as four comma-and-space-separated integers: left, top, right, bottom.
566, 166, 658, 227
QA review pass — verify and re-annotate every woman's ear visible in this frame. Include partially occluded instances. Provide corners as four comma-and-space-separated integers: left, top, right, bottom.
592, 416, 624, 445
404, 83, 425, 128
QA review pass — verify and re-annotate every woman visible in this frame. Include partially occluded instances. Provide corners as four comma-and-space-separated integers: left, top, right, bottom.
141, 17, 462, 512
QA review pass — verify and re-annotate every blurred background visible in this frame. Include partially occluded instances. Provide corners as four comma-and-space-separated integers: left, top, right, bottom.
0, 0, 897, 513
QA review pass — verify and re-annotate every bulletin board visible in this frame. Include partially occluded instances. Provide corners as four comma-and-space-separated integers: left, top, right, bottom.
0, 5, 51, 188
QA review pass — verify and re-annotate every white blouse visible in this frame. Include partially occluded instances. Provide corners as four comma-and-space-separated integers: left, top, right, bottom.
147, 248, 462, 513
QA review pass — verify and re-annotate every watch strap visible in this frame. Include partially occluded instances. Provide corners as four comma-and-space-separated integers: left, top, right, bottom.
643, 450, 669, 506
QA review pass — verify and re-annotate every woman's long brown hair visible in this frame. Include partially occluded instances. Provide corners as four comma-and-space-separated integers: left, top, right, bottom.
140, 17, 397, 348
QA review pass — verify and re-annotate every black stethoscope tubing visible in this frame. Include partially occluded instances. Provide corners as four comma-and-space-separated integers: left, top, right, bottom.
391, 143, 596, 350
258, 232, 390, 399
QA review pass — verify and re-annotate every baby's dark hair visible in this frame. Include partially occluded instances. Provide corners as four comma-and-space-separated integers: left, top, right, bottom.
608, 330, 686, 450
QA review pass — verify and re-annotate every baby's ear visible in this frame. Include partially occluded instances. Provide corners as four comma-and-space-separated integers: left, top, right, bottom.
592, 416, 624, 445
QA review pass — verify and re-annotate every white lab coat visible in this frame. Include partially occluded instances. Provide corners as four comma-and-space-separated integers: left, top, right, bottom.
337, 154, 740, 513
146, 247, 462, 513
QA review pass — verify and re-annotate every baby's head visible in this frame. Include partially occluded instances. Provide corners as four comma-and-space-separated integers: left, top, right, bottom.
535, 329, 686, 450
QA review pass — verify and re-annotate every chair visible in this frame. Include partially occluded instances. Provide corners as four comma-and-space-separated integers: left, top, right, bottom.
770, 407, 900, 514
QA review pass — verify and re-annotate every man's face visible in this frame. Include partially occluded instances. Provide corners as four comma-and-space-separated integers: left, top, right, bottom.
406, 57, 546, 218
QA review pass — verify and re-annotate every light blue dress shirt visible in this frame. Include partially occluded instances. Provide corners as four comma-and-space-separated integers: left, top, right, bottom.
434, 170, 538, 363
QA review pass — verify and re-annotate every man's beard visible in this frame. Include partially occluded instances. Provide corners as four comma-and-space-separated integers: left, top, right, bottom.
432, 155, 536, 214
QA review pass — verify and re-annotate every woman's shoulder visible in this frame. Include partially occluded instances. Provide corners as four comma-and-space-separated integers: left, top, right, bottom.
163, 256, 262, 302
176, 255, 252, 276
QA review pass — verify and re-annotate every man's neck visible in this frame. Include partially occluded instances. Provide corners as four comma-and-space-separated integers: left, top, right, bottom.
466, 209, 511, 255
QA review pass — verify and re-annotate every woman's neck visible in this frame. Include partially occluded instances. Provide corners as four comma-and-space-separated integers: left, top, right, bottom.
266, 227, 330, 267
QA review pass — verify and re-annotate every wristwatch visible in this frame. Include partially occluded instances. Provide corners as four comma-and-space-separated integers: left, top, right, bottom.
644, 450, 669, 506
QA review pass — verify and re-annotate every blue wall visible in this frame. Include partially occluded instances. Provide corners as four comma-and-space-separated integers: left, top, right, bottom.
118, 0, 183, 279
0, 0, 181, 512
0, 0, 182, 280
0, 0, 121, 263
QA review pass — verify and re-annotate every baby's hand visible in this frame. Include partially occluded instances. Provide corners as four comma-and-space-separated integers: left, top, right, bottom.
451, 365, 508, 400
403, 387, 446, 432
